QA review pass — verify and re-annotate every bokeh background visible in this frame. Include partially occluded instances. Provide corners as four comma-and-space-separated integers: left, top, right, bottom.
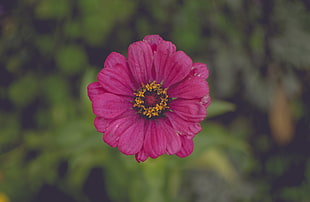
1, 0, 310, 201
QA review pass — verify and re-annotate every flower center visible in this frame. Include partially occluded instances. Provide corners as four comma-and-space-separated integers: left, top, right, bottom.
133, 81, 169, 119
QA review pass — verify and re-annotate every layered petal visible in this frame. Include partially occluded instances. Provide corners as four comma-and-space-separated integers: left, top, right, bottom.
118, 118, 146, 155
161, 51, 192, 87
88, 35, 211, 162
144, 121, 167, 158
103, 112, 139, 147
128, 41, 153, 84
135, 150, 149, 163
191, 63, 209, 79
94, 117, 111, 133
154, 40, 176, 82
176, 136, 194, 158
168, 62, 209, 99
87, 82, 106, 101
166, 112, 202, 136
188, 123, 202, 137
92, 93, 132, 119
170, 99, 206, 122
98, 52, 136, 96
201, 95, 211, 108
168, 77, 209, 99
157, 119, 182, 155
143, 35, 163, 52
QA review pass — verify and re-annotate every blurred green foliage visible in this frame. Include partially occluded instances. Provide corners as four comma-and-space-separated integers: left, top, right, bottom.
1, 0, 310, 202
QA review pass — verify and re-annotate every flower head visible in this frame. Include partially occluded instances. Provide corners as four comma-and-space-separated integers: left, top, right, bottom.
87, 35, 211, 162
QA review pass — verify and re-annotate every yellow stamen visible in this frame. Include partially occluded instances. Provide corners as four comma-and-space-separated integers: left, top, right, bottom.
133, 81, 169, 119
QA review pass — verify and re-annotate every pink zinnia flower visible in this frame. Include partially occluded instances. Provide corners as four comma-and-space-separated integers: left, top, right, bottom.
87, 35, 211, 162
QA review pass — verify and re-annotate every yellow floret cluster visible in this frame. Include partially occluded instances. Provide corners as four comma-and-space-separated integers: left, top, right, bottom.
133, 81, 169, 119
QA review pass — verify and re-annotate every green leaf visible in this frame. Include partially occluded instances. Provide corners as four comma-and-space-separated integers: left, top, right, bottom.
104, 155, 131, 202
64, 21, 81, 39
80, 14, 112, 45
43, 75, 69, 104
80, 68, 97, 116
35, 0, 70, 20
190, 148, 239, 181
142, 158, 167, 202
0, 114, 20, 153
8, 74, 38, 107
78, 0, 136, 45
36, 35, 54, 54
56, 45, 88, 75
195, 123, 250, 156
207, 100, 235, 118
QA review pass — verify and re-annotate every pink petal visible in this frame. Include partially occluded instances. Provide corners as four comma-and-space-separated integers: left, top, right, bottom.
118, 118, 145, 155
192, 63, 209, 79
162, 51, 192, 87
170, 99, 206, 122
87, 82, 106, 101
92, 93, 132, 119
153, 41, 176, 82
98, 52, 136, 96
103, 112, 139, 147
201, 95, 211, 108
168, 62, 209, 99
103, 132, 118, 147
94, 117, 111, 133
143, 121, 167, 158
128, 41, 153, 84
168, 77, 209, 99
166, 112, 202, 136
143, 35, 163, 52
188, 123, 202, 137
157, 119, 181, 155
176, 136, 194, 158
135, 149, 149, 163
